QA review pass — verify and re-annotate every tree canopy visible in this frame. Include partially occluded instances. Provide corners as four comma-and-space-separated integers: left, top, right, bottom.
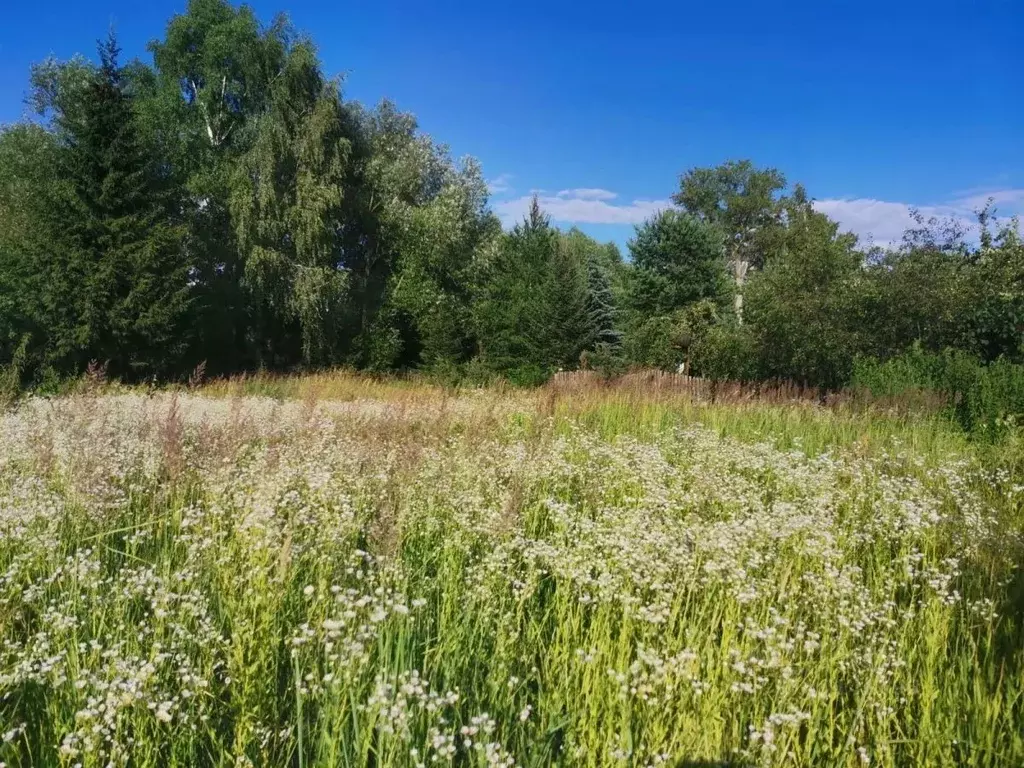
1, 1, 1021, 393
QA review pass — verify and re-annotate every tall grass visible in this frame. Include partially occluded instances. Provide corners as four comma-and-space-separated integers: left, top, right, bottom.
1, 384, 1022, 767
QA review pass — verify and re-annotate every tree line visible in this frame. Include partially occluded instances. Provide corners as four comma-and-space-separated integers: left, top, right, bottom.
1, 0, 1022, 394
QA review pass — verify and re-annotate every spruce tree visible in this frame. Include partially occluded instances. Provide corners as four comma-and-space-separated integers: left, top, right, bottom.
474, 197, 558, 379
40, 33, 190, 379
546, 232, 594, 368
586, 256, 621, 349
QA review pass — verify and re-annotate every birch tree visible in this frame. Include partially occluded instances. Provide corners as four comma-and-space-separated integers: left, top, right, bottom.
673, 160, 786, 322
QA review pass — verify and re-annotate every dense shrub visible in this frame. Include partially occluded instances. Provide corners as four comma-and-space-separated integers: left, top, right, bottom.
692, 323, 758, 381
853, 347, 1024, 436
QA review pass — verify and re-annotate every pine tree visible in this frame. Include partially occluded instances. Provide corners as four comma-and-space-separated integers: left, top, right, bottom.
40, 33, 190, 379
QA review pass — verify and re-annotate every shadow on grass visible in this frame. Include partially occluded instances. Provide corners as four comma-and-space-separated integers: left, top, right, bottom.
994, 563, 1024, 666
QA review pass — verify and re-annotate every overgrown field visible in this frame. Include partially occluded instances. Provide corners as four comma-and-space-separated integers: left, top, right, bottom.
1, 382, 1022, 767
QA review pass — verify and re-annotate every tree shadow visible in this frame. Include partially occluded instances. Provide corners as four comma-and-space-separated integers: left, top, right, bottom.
991, 561, 1024, 668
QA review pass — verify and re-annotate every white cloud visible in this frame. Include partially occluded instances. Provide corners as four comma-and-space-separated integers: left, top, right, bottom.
486, 173, 514, 195
952, 188, 1024, 212
811, 198, 956, 248
491, 178, 1024, 243
555, 188, 618, 201
813, 188, 1024, 248
494, 189, 671, 226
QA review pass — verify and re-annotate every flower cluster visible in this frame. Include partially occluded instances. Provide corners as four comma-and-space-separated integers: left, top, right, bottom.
0, 391, 1020, 767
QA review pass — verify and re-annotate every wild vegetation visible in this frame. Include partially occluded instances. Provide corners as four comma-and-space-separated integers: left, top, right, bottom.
1, 376, 1022, 767
1, 0, 1022, 422
2, 1, 1023, 765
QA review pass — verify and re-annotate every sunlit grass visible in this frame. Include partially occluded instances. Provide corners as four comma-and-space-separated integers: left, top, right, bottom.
1, 380, 1021, 766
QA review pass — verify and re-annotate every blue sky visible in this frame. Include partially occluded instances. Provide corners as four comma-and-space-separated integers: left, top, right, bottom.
2, 0, 1021, 249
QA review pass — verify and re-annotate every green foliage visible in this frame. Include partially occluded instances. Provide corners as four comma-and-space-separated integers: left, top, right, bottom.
144, 0, 290, 373
853, 347, 1024, 436
964, 216, 1024, 362
620, 314, 680, 370
19, 34, 192, 381
620, 210, 730, 371
626, 209, 729, 315
1, 4, 1021, 413
474, 204, 615, 376
0, 124, 62, 375
692, 322, 758, 381
383, 154, 498, 369
229, 39, 352, 367
585, 254, 621, 350
0, 335, 29, 406
581, 342, 628, 379
673, 159, 787, 272
474, 198, 558, 375
547, 229, 602, 366
859, 233, 976, 361
149, 0, 285, 153
744, 204, 864, 388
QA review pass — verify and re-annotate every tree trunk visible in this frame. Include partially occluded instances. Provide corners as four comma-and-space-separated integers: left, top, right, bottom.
733, 258, 749, 323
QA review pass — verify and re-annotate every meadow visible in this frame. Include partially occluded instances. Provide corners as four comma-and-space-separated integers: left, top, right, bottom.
1, 374, 1022, 767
